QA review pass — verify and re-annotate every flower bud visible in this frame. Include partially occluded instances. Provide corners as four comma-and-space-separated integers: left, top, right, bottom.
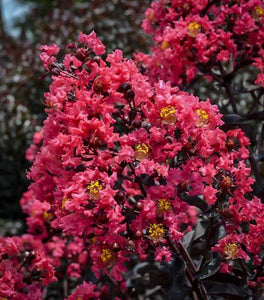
225, 138, 235, 150
135, 230, 142, 238
112, 111, 121, 118
124, 89, 135, 100
135, 201, 143, 211
132, 119, 142, 129
112, 243, 120, 251
76, 48, 89, 61
114, 191, 126, 203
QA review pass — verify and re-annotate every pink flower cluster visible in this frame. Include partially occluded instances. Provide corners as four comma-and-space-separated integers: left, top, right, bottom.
13, 31, 264, 297
136, 0, 264, 86
0, 234, 55, 299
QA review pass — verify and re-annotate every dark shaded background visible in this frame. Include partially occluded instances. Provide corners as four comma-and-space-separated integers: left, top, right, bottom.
0, 0, 151, 225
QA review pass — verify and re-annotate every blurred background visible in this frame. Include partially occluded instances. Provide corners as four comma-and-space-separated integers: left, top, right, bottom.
0, 0, 151, 233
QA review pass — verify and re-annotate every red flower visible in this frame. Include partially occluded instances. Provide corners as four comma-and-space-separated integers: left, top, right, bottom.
39, 43, 60, 70
78, 31, 105, 55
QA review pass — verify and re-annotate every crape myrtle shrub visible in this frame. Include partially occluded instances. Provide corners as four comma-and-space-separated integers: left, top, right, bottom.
135, 0, 264, 197
4, 31, 264, 299
2, 0, 264, 299
0, 0, 150, 219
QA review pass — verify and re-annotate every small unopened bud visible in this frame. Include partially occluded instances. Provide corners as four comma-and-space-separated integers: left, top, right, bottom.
183, 141, 192, 152
1, 253, 8, 260
67, 43, 77, 49
178, 181, 189, 192
124, 89, 135, 100
122, 230, 129, 237
248, 281, 258, 290
156, 213, 164, 222
137, 62, 147, 74
127, 240, 135, 249
132, 119, 142, 129
30, 251, 36, 259
93, 56, 101, 63
112, 243, 120, 251
135, 230, 142, 238
23, 273, 32, 284
112, 111, 121, 118
114, 191, 126, 203
225, 138, 235, 150
135, 201, 143, 211
24, 251, 31, 257
76, 48, 89, 61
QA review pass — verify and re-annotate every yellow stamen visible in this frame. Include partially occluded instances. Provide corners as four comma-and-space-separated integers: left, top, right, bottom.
160, 106, 177, 124
147, 11, 155, 21
187, 22, 201, 37
148, 223, 165, 243
196, 108, 209, 127
253, 6, 263, 21
161, 41, 171, 51
224, 243, 239, 260
61, 197, 70, 209
101, 248, 113, 263
134, 143, 150, 160
87, 180, 103, 199
45, 100, 53, 108
157, 198, 171, 213
43, 210, 52, 220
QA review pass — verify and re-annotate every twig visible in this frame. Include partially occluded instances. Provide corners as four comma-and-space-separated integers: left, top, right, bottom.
249, 154, 262, 187
63, 277, 68, 298
166, 236, 210, 300
178, 242, 198, 273
257, 123, 264, 156
18, 252, 34, 272
218, 63, 238, 114
128, 163, 147, 197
